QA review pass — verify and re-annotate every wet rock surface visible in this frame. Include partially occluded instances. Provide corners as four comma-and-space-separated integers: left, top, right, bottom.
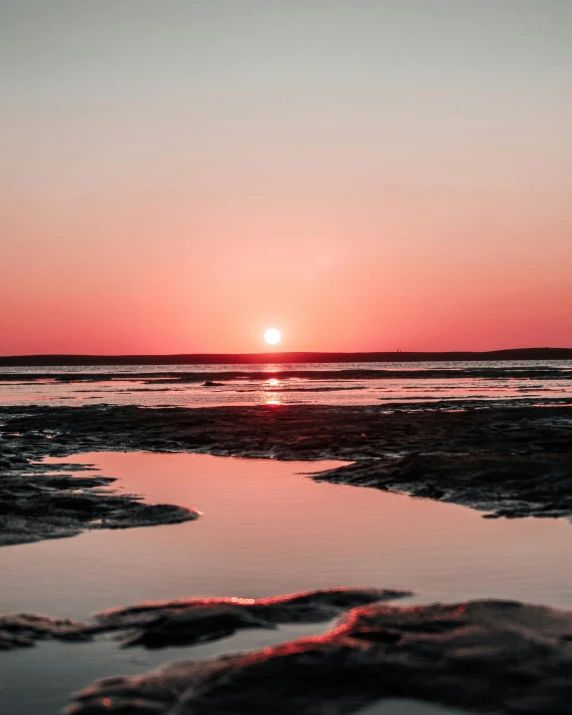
314, 451, 572, 519
64, 597, 572, 715
98, 588, 411, 649
0, 614, 91, 650
0, 439, 199, 545
0, 588, 407, 651
1, 404, 571, 546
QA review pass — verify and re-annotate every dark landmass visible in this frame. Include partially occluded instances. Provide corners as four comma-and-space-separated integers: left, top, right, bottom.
2, 364, 572, 383
1, 346, 571, 366
64, 596, 572, 715
0, 588, 407, 651
1, 403, 571, 549
315, 450, 572, 520
0, 614, 92, 650
0, 614, 90, 650
0, 447, 198, 546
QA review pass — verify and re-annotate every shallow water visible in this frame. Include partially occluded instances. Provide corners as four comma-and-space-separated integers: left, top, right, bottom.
2, 451, 572, 714
1, 360, 572, 408
3, 451, 572, 616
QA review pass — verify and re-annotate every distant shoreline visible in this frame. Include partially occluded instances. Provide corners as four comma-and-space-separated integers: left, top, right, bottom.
1, 347, 571, 367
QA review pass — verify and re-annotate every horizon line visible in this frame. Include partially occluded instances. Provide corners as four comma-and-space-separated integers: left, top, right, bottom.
1, 347, 571, 367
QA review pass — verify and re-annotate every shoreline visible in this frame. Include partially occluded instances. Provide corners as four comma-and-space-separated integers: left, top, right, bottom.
2, 402, 572, 546
64, 595, 572, 715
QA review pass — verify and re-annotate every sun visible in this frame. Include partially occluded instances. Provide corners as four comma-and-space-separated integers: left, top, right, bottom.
264, 328, 281, 345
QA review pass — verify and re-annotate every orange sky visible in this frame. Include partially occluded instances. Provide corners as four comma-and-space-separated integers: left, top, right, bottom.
1, 1, 571, 355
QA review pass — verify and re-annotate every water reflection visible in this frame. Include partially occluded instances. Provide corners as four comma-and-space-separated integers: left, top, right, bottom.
4, 450, 572, 618
2, 361, 572, 409
261, 377, 282, 404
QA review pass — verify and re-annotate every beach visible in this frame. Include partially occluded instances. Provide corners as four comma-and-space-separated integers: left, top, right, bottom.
1, 361, 572, 713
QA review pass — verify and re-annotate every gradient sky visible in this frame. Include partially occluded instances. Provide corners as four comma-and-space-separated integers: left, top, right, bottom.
1, 0, 571, 354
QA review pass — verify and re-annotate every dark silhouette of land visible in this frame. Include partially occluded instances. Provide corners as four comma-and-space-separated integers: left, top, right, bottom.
0, 347, 571, 367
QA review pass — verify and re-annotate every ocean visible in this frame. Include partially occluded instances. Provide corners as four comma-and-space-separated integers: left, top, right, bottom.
1, 360, 572, 409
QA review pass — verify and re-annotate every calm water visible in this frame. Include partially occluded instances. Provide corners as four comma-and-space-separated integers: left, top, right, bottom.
1, 451, 572, 714
1, 360, 572, 408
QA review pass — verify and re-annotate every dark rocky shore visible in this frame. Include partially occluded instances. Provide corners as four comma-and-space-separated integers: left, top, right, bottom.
0, 588, 408, 651
0, 424, 200, 545
4, 583, 572, 714
1, 403, 571, 547
63, 595, 572, 715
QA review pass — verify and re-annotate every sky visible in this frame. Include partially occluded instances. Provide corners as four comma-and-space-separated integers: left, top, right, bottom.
1, 0, 571, 355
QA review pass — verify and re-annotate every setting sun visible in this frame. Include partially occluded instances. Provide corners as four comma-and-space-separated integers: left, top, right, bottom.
264, 328, 281, 345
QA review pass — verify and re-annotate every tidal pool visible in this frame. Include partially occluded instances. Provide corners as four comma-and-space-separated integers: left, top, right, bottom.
1, 451, 572, 714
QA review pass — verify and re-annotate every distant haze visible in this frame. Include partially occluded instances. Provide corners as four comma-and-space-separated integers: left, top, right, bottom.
1, 1, 571, 354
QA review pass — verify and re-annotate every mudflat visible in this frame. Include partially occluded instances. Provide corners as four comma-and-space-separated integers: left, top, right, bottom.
1, 403, 571, 547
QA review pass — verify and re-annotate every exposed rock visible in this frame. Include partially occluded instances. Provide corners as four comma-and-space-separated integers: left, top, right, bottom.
97, 588, 410, 649
65, 598, 572, 715
0, 457, 199, 546
313, 451, 572, 518
0, 588, 409, 651
0, 614, 91, 650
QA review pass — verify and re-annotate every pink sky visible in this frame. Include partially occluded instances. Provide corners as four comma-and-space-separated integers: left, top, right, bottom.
1, 1, 571, 354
